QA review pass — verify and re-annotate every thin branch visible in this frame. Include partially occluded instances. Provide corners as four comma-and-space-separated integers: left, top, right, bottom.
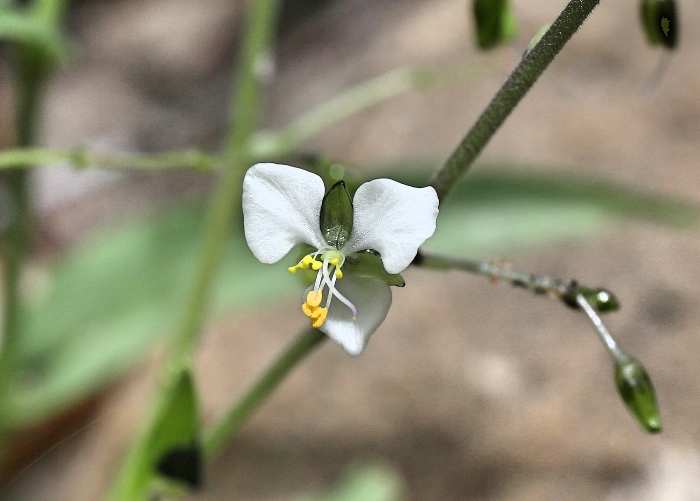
0, 147, 216, 171
413, 250, 620, 314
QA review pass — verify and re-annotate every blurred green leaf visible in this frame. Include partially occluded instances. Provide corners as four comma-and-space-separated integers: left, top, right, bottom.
5, 164, 699, 428
107, 363, 200, 500
4, 203, 296, 426
298, 462, 403, 501
384, 164, 700, 256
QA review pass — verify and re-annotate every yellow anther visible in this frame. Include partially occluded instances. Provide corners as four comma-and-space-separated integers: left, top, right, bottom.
306, 290, 323, 307
335, 268, 343, 279
288, 266, 297, 274
311, 260, 322, 271
302, 302, 313, 317
311, 308, 328, 328
330, 258, 339, 266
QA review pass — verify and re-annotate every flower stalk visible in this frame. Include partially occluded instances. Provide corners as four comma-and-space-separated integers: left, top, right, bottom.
576, 294, 662, 433
413, 251, 619, 314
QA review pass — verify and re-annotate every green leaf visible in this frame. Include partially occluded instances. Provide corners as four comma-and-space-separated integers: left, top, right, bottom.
641, 0, 678, 49
320, 180, 353, 249
614, 356, 662, 433
344, 251, 405, 287
298, 463, 403, 501
107, 363, 201, 500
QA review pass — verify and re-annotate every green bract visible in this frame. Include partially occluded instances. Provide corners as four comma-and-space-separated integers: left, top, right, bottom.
320, 180, 354, 249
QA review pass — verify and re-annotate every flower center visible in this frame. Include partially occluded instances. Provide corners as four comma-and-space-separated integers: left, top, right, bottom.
288, 249, 358, 328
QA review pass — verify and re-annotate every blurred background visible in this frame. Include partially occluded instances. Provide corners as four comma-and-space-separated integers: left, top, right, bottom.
1, 0, 700, 499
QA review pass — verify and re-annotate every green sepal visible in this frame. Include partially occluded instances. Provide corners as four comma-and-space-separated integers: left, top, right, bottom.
344, 251, 405, 287
614, 356, 662, 433
473, 0, 518, 50
640, 0, 678, 49
320, 180, 353, 249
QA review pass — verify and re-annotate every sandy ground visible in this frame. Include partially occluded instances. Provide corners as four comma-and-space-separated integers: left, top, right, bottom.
2, 0, 700, 500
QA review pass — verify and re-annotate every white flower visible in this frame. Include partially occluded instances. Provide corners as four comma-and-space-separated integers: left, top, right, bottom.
242, 163, 439, 355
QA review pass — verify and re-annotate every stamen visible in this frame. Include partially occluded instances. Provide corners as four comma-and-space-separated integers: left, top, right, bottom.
311, 308, 328, 328
294, 249, 355, 328
322, 259, 358, 320
306, 290, 322, 307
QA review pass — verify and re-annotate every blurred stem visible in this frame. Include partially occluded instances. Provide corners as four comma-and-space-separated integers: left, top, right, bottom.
31, 0, 70, 27
429, 0, 602, 203
249, 62, 489, 158
173, 0, 281, 355
575, 293, 625, 362
0, 147, 216, 171
0, 43, 47, 422
107, 2, 282, 498
0, 8, 64, 59
204, 328, 326, 459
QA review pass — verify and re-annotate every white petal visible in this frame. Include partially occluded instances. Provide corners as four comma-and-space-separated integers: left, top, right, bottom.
307, 273, 392, 356
242, 163, 326, 263
345, 179, 438, 274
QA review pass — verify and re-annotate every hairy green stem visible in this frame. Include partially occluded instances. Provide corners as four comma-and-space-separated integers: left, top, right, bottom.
204, 328, 326, 459
429, 0, 602, 203
0, 147, 216, 171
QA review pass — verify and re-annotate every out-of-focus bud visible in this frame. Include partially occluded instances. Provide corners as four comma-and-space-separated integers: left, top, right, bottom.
472, 0, 518, 50
614, 356, 662, 433
640, 0, 678, 49
562, 284, 620, 314
586, 288, 620, 313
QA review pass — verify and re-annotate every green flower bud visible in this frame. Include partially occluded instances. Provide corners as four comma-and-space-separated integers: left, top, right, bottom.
472, 0, 518, 50
640, 0, 678, 49
614, 356, 662, 433
562, 284, 620, 314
